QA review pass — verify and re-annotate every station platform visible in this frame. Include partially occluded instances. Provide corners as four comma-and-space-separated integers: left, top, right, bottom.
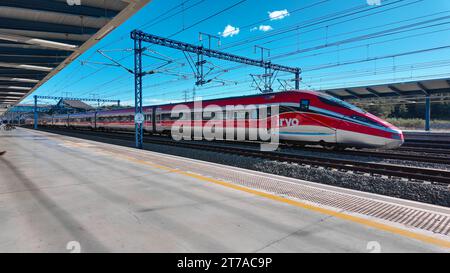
0, 128, 449, 253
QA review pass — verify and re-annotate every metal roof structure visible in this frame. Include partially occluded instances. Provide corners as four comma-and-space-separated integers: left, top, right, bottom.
320, 77, 450, 131
321, 77, 450, 100
0, 0, 150, 116
8, 104, 52, 113
57, 99, 94, 110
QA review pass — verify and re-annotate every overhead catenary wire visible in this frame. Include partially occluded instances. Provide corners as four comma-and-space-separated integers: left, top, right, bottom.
34, 0, 446, 105
46, 0, 409, 99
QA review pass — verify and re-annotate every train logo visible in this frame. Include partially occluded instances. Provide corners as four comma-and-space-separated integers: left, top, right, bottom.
280, 118, 300, 127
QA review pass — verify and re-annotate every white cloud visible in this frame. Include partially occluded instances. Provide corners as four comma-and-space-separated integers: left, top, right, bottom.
250, 25, 273, 32
218, 24, 240, 38
268, 9, 290, 20
259, 25, 273, 32
367, 0, 381, 5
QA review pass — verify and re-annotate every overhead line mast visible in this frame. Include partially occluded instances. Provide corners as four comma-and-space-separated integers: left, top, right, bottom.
130, 29, 301, 149
131, 30, 301, 87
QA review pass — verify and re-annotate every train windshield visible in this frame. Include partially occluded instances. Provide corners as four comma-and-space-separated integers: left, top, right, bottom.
318, 93, 366, 114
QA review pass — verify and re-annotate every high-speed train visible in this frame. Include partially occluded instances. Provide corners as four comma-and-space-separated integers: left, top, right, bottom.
34, 90, 404, 149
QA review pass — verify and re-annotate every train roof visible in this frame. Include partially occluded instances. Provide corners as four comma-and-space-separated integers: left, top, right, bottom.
152, 90, 323, 109
53, 90, 331, 117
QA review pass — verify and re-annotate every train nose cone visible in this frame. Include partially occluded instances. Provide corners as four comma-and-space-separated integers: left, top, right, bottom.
385, 130, 404, 149
384, 139, 404, 149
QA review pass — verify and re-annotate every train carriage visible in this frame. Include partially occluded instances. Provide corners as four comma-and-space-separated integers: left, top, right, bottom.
31, 90, 404, 149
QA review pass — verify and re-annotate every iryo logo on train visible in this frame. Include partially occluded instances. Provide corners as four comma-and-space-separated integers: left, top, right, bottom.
280, 118, 300, 127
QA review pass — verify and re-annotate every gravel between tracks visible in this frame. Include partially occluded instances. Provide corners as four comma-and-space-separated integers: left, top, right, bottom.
34, 128, 450, 207
143, 142, 450, 207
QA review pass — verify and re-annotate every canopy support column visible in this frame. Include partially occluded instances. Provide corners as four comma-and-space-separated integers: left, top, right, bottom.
425, 95, 431, 131
34, 95, 38, 130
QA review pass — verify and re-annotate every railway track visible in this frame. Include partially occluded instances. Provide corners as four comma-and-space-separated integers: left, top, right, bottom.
397, 146, 450, 155
35, 127, 450, 185
289, 146, 450, 164
402, 132, 450, 150
143, 138, 450, 185
35, 126, 450, 165
403, 141, 450, 150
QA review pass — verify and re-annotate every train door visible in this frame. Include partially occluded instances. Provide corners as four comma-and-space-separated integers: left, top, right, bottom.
293, 99, 337, 145
94, 112, 97, 130
152, 107, 156, 133
155, 108, 162, 132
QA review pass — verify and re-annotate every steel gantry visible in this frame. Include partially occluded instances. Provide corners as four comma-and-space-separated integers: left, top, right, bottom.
33, 95, 120, 130
133, 37, 144, 149
130, 29, 301, 149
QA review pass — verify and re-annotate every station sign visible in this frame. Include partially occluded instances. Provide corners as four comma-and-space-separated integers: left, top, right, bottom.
135, 113, 145, 124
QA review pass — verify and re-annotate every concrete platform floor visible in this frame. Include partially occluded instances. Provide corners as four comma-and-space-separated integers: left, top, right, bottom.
0, 128, 449, 253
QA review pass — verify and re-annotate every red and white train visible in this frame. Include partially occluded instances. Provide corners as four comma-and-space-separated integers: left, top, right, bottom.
34, 90, 404, 149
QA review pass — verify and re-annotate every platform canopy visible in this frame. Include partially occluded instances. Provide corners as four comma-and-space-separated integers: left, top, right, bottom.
0, 0, 150, 116
321, 77, 450, 131
321, 77, 450, 100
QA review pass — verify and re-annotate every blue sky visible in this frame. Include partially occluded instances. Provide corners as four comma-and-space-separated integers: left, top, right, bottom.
27, 0, 450, 106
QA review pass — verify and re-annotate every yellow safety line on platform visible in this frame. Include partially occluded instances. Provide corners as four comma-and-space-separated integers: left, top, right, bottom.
103, 151, 450, 250
50, 133, 450, 250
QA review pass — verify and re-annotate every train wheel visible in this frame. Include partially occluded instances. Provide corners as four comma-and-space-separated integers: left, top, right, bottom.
333, 146, 346, 151
322, 143, 344, 151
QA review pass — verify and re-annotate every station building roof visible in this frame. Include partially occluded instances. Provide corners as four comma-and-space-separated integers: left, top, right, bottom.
321, 77, 450, 101
0, 0, 150, 116
57, 99, 94, 110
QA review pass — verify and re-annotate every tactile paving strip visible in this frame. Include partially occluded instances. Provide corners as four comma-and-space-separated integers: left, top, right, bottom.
103, 145, 450, 236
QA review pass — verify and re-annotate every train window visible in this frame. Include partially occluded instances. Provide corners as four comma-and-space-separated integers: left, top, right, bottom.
203, 111, 216, 120
318, 96, 341, 108
235, 111, 246, 119
300, 99, 310, 111
257, 107, 271, 118
318, 94, 366, 113
225, 111, 234, 120
250, 110, 258, 119
161, 113, 171, 120
351, 115, 382, 127
280, 106, 292, 113
169, 112, 182, 120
